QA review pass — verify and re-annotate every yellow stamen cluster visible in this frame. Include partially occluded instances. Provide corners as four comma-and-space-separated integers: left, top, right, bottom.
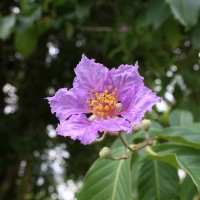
87, 86, 117, 119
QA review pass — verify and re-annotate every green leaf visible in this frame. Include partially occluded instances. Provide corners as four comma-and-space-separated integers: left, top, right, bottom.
146, 144, 200, 191
131, 153, 143, 200
190, 24, 200, 49
166, 0, 200, 28
0, 15, 16, 40
146, 0, 171, 29
138, 159, 179, 200
169, 109, 193, 126
14, 27, 38, 57
187, 122, 200, 131
77, 147, 131, 200
181, 175, 197, 200
157, 126, 200, 149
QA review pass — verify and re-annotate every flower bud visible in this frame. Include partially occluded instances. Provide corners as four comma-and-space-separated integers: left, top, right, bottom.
142, 119, 151, 131
133, 119, 151, 132
99, 147, 115, 160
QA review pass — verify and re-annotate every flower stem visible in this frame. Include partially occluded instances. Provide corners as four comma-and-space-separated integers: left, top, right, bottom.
130, 139, 152, 151
119, 131, 152, 153
119, 132, 135, 152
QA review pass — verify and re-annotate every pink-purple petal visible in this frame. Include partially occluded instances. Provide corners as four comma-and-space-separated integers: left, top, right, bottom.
73, 54, 109, 95
121, 85, 162, 124
56, 114, 99, 145
92, 117, 133, 133
108, 62, 144, 100
47, 54, 162, 144
47, 88, 89, 120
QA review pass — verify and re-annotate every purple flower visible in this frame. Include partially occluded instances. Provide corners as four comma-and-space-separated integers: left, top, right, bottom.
47, 55, 161, 145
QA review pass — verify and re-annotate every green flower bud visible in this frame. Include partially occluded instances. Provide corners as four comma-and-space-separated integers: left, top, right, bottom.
99, 147, 115, 160
142, 119, 151, 131
133, 119, 151, 132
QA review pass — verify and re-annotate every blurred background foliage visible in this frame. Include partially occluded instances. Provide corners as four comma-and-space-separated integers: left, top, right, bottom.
1, 0, 200, 199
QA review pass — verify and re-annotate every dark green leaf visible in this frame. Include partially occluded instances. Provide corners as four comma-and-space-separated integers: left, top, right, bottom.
190, 24, 200, 49
131, 153, 143, 200
16, 6, 42, 32
181, 175, 197, 200
157, 126, 200, 149
20, 0, 42, 17
14, 27, 38, 57
162, 19, 181, 48
146, 144, 200, 191
138, 159, 179, 200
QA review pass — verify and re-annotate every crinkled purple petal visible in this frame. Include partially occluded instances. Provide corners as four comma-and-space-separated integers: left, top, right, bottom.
73, 54, 109, 96
56, 114, 99, 145
47, 88, 90, 120
121, 85, 162, 124
92, 117, 133, 133
46, 54, 163, 145
108, 62, 144, 100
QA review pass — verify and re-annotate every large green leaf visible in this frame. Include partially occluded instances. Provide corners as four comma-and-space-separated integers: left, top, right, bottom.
169, 109, 193, 126
180, 175, 197, 200
187, 122, 200, 131
77, 147, 131, 200
131, 153, 143, 200
145, 144, 200, 191
166, 0, 200, 27
157, 126, 200, 149
138, 159, 179, 200
0, 15, 16, 40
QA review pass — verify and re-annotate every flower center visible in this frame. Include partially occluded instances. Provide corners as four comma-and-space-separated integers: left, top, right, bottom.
87, 86, 118, 119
